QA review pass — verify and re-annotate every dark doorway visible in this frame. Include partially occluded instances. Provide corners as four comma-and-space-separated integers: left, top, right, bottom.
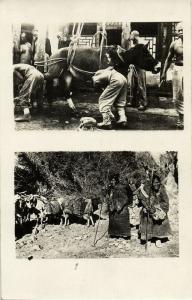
106, 29, 122, 45
131, 22, 158, 37
21, 23, 34, 44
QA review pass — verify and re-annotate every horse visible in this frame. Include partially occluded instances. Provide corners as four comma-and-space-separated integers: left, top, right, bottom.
44, 44, 160, 110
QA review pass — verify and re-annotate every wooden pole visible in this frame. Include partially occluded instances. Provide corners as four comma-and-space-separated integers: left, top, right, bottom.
145, 167, 154, 251
121, 22, 131, 50
12, 23, 21, 63
33, 24, 47, 72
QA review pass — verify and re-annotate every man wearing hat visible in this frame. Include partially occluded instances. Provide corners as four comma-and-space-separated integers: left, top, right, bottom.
106, 173, 132, 239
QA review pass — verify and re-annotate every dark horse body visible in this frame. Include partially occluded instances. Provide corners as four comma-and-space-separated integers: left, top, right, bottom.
45, 45, 160, 110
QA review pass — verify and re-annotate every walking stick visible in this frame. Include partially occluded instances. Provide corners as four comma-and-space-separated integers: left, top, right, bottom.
93, 202, 103, 246
145, 167, 154, 251
93, 169, 109, 247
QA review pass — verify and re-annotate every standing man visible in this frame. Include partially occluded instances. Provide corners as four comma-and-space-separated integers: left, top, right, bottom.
32, 29, 52, 65
161, 22, 183, 128
127, 30, 148, 111
20, 32, 32, 65
13, 64, 44, 121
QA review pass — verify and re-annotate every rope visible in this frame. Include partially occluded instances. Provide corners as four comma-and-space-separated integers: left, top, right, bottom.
91, 31, 108, 47
128, 64, 145, 102
69, 64, 96, 75
117, 47, 125, 63
67, 23, 84, 68
33, 23, 108, 77
34, 58, 67, 67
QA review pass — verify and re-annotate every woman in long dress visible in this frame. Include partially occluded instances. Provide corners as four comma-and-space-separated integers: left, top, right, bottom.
107, 174, 132, 239
138, 175, 172, 247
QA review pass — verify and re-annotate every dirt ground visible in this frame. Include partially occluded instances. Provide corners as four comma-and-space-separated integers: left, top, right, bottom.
15, 90, 180, 131
15, 173, 179, 259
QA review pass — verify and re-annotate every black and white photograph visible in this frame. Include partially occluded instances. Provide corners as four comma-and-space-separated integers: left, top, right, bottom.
1, 0, 192, 299
15, 151, 179, 258
13, 21, 184, 130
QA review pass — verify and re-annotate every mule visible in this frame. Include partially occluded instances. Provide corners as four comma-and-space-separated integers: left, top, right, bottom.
57, 196, 95, 227
26, 195, 48, 228
15, 194, 31, 225
44, 44, 160, 110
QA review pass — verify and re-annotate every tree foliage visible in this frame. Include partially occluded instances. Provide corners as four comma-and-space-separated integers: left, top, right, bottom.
14, 151, 178, 200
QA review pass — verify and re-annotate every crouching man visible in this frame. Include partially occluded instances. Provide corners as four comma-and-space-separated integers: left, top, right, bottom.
13, 64, 44, 122
92, 66, 128, 130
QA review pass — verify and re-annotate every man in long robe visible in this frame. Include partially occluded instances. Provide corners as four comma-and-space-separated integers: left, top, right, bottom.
127, 30, 148, 111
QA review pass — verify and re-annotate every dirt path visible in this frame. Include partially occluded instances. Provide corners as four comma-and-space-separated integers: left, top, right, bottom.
15, 92, 179, 131
15, 218, 179, 259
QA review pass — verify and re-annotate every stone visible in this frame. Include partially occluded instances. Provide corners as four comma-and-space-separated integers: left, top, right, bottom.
28, 255, 33, 260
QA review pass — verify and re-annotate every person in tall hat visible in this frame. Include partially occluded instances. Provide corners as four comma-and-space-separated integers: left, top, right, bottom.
138, 174, 172, 247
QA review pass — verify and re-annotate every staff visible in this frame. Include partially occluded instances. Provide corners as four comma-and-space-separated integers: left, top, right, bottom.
145, 167, 154, 251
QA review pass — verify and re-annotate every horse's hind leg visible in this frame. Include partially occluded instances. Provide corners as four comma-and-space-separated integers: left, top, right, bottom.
60, 72, 76, 111
60, 216, 64, 226
64, 213, 69, 226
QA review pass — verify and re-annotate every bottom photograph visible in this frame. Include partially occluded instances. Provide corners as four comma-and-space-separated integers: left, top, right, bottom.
14, 151, 179, 258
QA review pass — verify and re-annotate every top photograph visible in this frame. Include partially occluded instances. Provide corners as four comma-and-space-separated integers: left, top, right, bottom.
12, 21, 183, 130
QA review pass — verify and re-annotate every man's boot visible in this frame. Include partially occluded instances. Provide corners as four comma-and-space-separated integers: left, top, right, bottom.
116, 107, 127, 126
15, 108, 31, 122
97, 112, 113, 130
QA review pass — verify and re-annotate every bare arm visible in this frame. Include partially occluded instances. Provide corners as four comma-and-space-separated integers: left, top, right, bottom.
161, 42, 175, 80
